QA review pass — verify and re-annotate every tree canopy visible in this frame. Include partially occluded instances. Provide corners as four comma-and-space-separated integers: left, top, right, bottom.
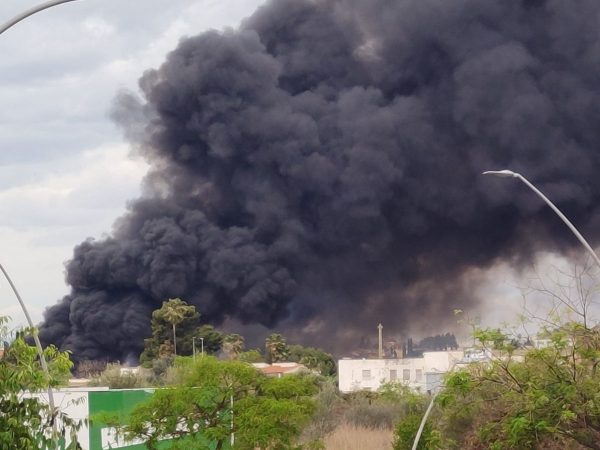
118, 356, 318, 450
0, 316, 82, 450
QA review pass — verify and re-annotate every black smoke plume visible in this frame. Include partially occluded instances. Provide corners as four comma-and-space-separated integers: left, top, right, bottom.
40, 0, 600, 361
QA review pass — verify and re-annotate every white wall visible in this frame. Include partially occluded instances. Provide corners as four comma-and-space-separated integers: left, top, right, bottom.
338, 350, 464, 393
24, 387, 109, 450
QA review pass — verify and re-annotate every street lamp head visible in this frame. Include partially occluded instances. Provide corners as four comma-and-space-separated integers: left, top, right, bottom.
482, 169, 519, 178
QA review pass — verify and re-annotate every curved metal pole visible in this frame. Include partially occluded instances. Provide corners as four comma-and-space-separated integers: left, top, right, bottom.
0, 0, 80, 36
411, 392, 436, 450
0, 264, 55, 413
483, 170, 600, 271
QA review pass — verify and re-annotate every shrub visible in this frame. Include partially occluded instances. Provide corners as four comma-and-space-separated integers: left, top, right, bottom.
90, 363, 150, 389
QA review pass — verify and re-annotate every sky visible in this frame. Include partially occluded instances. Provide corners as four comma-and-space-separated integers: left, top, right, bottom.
0, 0, 266, 328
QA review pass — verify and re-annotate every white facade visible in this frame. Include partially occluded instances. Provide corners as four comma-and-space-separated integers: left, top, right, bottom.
24, 387, 109, 449
338, 350, 463, 393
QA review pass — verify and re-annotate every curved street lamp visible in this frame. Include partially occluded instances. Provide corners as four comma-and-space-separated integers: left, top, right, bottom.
0, 0, 80, 35
482, 169, 600, 270
1, 0, 82, 423
413, 169, 600, 449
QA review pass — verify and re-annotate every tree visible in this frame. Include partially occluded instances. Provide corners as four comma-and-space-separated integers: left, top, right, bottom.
433, 324, 600, 449
194, 325, 224, 355
161, 298, 198, 356
117, 357, 317, 450
288, 344, 337, 376
140, 299, 200, 364
265, 333, 290, 363
238, 349, 264, 363
0, 316, 82, 449
222, 333, 245, 360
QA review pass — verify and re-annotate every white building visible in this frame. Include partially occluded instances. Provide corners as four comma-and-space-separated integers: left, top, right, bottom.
338, 350, 463, 393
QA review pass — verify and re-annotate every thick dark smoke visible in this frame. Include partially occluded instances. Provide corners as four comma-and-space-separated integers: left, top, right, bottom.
40, 0, 600, 360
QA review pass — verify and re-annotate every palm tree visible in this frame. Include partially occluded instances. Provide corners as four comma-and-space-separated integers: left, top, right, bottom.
223, 334, 245, 360
265, 333, 290, 363
161, 298, 196, 356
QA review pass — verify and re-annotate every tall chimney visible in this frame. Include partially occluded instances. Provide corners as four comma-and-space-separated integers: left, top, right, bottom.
378, 323, 383, 358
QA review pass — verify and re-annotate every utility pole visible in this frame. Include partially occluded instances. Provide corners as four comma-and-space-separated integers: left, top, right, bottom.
378, 323, 383, 358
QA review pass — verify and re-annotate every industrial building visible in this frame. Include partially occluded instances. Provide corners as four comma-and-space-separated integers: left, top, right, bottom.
338, 350, 464, 393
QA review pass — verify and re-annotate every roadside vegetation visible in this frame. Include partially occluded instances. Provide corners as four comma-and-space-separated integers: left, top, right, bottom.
7, 263, 600, 449
0, 316, 83, 450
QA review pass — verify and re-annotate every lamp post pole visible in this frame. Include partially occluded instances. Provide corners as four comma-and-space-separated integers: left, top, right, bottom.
0, 0, 80, 36
414, 169, 600, 450
482, 169, 600, 270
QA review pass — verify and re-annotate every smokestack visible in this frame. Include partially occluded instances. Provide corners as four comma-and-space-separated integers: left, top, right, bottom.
38, 0, 600, 362
378, 323, 383, 359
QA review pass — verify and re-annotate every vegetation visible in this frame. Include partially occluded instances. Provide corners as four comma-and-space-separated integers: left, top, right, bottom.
288, 344, 337, 377
115, 356, 318, 449
140, 299, 224, 365
238, 348, 264, 363
159, 298, 198, 355
324, 423, 393, 450
0, 316, 82, 450
265, 333, 290, 363
432, 324, 600, 449
89, 363, 151, 389
419, 264, 600, 449
222, 333, 245, 360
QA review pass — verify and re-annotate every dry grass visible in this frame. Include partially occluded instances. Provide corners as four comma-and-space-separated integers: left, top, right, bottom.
323, 422, 393, 450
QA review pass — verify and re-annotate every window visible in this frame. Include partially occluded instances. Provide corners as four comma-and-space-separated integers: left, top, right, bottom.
390, 369, 397, 381
362, 369, 371, 380
403, 369, 410, 381
416, 369, 423, 381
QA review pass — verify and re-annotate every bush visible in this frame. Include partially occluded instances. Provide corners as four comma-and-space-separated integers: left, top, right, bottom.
344, 401, 405, 429
90, 363, 150, 389
301, 378, 344, 443
393, 413, 431, 450
74, 359, 107, 378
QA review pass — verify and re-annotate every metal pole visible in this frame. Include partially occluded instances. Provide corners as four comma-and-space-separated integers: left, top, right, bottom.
412, 361, 457, 450
0, 264, 55, 414
230, 394, 234, 447
411, 393, 436, 450
0, 0, 81, 36
483, 170, 600, 270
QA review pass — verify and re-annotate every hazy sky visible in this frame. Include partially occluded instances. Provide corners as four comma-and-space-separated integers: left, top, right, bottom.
0, 0, 266, 327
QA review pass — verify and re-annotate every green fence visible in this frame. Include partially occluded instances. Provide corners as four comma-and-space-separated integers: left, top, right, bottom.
88, 389, 171, 450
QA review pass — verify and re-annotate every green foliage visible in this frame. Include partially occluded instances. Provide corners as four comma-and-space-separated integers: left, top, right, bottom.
120, 356, 318, 450
194, 324, 224, 355
300, 379, 343, 443
161, 298, 198, 355
238, 348, 264, 363
434, 324, 600, 449
0, 316, 82, 449
140, 298, 201, 364
89, 363, 150, 389
265, 333, 290, 363
393, 413, 431, 450
288, 345, 337, 377
222, 333, 245, 360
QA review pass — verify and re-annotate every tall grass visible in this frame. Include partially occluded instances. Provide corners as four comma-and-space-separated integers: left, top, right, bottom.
324, 423, 393, 450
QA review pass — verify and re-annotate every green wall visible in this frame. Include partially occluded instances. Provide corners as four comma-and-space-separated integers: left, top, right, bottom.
88, 389, 171, 450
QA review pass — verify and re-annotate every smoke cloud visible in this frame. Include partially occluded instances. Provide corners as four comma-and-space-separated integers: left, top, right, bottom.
40, 0, 600, 360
